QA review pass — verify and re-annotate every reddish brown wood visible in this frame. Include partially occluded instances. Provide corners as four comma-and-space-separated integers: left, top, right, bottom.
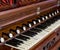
0, 0, 58, 28
0, 0, 47, 12
0, 0, 59, 50
0, 0, 59, 45
49, 40, 60, 50
0, 25, 59, 50
0, 45, 17, 50
30, 27, 60, 50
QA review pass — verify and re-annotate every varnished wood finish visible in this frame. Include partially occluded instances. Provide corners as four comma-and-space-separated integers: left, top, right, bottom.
0, 0, 59, 45
0, 5, 12, 12
0, 0, 58, 31
0, 0, 60, 50
30, 27, 60, 50
0, 45, 17, 50
0, 0, 47, 12
49, 40, 60, 50
0, 7, 59, 44
0, 0, 58, 26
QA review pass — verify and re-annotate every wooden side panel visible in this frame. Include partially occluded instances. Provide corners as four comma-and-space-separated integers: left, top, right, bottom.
49, 40, 60, 50
0, 45, 17, 50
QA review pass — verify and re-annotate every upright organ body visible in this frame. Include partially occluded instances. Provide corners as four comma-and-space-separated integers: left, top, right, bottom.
0, 0, 60, 50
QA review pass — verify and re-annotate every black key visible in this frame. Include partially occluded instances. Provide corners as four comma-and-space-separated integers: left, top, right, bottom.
36, 16, 58, 29
6, 40, 18, 47
37, 16, 60, 30
30, 28, 41, 32
16, 35, 30, 41
45, 20, 52, 26
12, 39, 23, 44
6, 38, 23, 47
22, 31, 37, 37
36, 23, 47, 29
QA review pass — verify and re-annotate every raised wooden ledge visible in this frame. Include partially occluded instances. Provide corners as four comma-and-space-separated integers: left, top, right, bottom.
0, 0, 58, 28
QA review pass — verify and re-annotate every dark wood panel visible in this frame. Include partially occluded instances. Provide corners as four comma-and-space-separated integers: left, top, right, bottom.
0, 0, 47, 12
49, 40, 60, 50
0, 45, 17, 50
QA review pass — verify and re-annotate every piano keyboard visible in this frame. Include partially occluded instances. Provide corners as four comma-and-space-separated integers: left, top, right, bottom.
5, 16, 60, 50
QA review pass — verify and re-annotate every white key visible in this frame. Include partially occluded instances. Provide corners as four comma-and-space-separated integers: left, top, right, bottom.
28, 21, 60, 49
26, 30, 49, 50
26, 37, 36, 44
24, 38, 37, 50
18, 38, 36, 50
17, 44, 29, 50
33, 30, 48, 40
21, 34, 37, 44
5, 19, 60, 50
15, 38, 32, 50
14, 20, 60, 50
45, 20, 60, 31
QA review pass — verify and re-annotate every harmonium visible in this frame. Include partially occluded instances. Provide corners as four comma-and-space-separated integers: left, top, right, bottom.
0, 0, 60, 50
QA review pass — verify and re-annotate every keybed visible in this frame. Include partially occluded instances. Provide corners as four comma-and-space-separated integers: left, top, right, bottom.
0, 9, 60, 44
0, 0, 60, 50
4, 15, 60, 50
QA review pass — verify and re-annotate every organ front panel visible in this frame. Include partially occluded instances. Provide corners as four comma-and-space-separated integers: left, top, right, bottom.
49, 40, 60, 50
0, 0, 47, 11
0, 0, 60, 50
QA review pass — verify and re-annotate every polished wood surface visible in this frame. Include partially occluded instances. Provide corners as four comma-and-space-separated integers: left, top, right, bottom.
30, 27, 60, 50
0, 0, 58, 29
0, 0, 60, 50
49, 40, 60, 50
0, 45, 17, 50
0, 0, 59, 45
0, 0, 47, 12
0, 8, 59, 45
